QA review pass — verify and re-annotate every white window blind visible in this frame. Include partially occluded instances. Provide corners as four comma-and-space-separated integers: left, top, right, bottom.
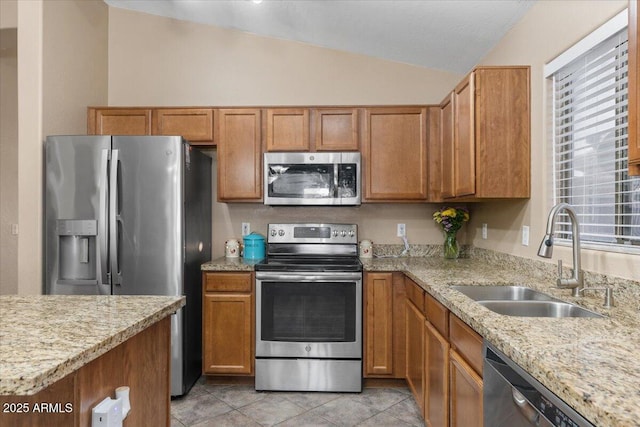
549, 25, 640, 250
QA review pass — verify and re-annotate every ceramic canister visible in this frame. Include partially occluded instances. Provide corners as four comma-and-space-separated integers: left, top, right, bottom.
359, 239, 373, 258
225, 238, 240, 258
243, 233, 266, 260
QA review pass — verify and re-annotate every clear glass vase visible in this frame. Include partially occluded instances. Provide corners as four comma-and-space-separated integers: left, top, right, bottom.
443, 231, 459, 259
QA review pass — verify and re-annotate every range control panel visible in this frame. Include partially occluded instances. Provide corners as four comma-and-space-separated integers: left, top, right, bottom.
267, 223, 358, 244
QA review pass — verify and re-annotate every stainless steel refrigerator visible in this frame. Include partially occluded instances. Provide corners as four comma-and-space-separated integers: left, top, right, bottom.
44, 135, 211, 397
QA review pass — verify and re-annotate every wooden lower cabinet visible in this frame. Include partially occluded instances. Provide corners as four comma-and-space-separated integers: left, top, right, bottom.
400, 275, 483, 427
425, 321, 449, 427
406, 295, 425, 416
364, 272, 406, 378
202, 272, 254, 375
449, 314, 484, 427
449, 350, 483, 427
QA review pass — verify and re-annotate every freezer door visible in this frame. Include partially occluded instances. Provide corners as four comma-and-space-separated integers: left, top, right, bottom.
45, 135, 111, 295
111, 136, 184, 296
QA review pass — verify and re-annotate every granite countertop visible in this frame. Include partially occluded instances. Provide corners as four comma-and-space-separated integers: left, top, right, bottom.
203, 252, 640, 427
0, 295, 185, 396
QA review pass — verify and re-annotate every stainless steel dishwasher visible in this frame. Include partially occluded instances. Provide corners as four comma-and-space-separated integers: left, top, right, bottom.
484, 341, 594, 427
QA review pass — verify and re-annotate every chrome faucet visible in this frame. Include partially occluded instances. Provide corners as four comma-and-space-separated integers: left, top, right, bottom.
537, 203, 584, 296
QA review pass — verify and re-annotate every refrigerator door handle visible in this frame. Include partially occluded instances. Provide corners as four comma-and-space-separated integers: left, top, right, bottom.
97, 149, 109, 289
109, 149, 121, 285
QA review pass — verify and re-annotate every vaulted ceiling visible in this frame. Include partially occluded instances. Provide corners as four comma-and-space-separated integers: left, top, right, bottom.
104, 0, 535, 74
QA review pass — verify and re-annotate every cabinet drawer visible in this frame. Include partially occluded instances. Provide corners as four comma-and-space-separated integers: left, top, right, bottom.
405, 278, 425, 313
204, 272, 252, 293
449, 314, 483, 376
426, 293, 448, 337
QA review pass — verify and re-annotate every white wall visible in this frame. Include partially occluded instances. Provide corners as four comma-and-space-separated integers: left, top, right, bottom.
107, 7, 464, 260
105, 3, 637, 279
473, 0, 638, 280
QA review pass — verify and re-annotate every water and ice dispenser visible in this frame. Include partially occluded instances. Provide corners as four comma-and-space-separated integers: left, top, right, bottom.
57, 219, 98, 283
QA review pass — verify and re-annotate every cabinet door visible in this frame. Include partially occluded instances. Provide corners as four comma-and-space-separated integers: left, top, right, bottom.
266, 108, 310, 151
629, 0, 640, 175
217, 109, 262, 201
449, 350, 483, 427
425, 321, 449, 427
427, 106, 443, 202
474, 67, 531, 198
454, 74, 476, 197
364, 272, 394, 376
203, 293, 253, 374
440, 95, 455, 199
312, 108, 359, 151
406, 300, 425, 417
88, 108, 152, 135
363, 108, 428, 201
153, 108, 214, 145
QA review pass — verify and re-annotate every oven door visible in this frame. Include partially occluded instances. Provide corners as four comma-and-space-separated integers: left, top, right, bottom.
256, 272, 362, 359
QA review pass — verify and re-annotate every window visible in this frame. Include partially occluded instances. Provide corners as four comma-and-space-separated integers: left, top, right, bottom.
545, 10, 640, 251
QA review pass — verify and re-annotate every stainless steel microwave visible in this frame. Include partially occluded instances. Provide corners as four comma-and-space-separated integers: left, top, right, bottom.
264, 152, 361, 206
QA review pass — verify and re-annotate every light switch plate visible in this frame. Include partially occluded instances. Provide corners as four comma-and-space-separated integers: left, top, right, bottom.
522, 225, 530, 246
242, 223, 250, 236
482, 223, 487, 240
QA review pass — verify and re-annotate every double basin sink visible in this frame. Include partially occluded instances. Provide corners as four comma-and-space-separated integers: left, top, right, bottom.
451, 285, 604, 318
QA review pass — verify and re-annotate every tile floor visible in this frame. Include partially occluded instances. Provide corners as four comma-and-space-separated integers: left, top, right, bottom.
171, 378, 424, 427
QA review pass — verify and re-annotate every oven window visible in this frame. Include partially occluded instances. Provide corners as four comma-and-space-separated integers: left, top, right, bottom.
261, 282, 356, 342
267, 164, 334, 199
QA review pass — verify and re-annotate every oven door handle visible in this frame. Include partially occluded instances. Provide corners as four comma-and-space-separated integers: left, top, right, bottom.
256, 273, 362, 282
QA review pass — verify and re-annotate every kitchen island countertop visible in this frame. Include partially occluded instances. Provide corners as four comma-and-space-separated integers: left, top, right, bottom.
0, 295, 184, 396
203, 252, 640, 427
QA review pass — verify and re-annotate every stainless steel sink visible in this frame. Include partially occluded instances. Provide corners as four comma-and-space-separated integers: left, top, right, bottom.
451, 285, 558, 302
477, 300, 604, 318
451, 285, 605, 318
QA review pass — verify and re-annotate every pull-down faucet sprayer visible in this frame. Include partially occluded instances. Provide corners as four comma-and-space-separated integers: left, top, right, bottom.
537, 203, 583, 296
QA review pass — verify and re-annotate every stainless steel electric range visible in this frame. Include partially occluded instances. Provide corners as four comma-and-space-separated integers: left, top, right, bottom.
254, 223, 363, 392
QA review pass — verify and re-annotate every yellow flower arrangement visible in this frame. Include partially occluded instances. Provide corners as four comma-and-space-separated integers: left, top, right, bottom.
432, 207, 470, 233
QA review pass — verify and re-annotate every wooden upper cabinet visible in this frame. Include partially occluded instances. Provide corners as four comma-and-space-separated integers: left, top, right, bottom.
454, 74, 476, 197
312, 108, 359, 151
362, 107, 428, 201
217, 109, 262, 201
443, 66, 530, 200
153, 108, 214, 145
439, 94, 455, 200
265, 108, 310, 151
87, 108, 152, 135
629, 0, 640, 175
427, 106, 443, 202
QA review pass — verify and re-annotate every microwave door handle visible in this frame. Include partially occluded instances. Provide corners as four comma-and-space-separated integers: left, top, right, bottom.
333, 164, 339, 198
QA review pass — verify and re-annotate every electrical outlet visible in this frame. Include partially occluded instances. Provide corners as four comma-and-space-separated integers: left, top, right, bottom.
482, 223, 487, 240
242, 223, 250, 236
11, 224, 18, 235
397, 223, 406, 237
522, 225, 530, 246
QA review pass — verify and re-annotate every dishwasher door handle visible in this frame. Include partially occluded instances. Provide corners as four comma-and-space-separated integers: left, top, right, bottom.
512, 388, 546, 426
